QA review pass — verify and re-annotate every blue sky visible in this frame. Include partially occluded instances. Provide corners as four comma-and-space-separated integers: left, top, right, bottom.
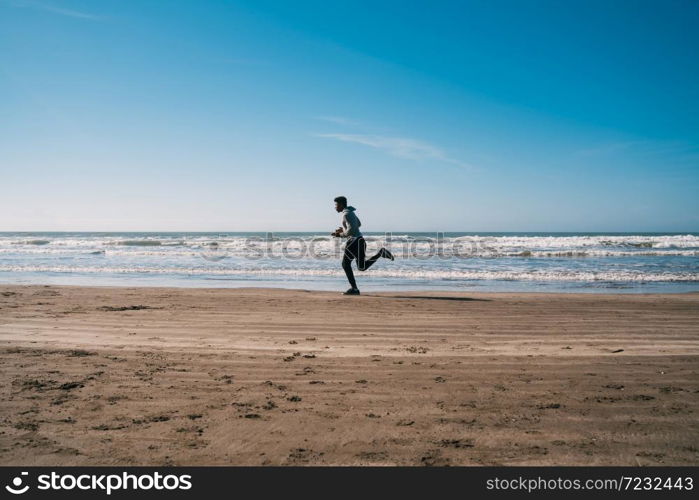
1, 0, 698, 231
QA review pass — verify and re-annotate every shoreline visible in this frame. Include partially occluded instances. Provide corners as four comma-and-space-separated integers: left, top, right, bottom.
3, 280, 699, 295
1, 285, 698, 465
2, 282, 699, 294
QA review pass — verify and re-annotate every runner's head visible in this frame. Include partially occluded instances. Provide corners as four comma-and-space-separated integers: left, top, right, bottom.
334, 196, 347, 212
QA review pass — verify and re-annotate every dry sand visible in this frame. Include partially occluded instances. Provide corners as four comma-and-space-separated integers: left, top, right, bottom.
1, 285, 698, 466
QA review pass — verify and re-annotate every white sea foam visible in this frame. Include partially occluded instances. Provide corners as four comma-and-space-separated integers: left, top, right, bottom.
1, 233, 697, 289
1, 246, 697, 258
3, 234, 699, 248
1, 264, 697, 282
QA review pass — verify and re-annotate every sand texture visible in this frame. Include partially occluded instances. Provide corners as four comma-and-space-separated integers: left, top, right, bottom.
1, 285, 698, 465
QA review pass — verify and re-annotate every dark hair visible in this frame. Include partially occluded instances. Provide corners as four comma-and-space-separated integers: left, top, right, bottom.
334, 196, 347, 207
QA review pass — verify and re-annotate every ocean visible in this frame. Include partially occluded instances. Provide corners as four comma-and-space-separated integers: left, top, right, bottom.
1, 232, 698, 293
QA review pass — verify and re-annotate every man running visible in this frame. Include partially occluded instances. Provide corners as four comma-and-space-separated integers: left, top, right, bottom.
331, 196, 393, 295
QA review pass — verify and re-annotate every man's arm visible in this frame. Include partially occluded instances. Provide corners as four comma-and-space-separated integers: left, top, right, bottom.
331, 214, 347, 237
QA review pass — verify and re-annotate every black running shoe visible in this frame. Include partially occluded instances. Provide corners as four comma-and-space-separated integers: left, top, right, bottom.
382, 249, 394, 261
343, 288, 360, 295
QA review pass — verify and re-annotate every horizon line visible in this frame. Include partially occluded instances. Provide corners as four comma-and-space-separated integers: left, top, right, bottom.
1, 230, 697, 234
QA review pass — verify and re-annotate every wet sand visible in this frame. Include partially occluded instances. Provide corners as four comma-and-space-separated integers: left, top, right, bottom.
1, 285, 698, 465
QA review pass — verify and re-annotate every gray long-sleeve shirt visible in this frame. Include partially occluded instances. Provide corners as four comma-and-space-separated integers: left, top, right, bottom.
340, 206, 362, 239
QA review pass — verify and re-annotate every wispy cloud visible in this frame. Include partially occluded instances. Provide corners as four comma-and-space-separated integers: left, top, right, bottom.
315, 116, 362, 127
5, 0, 101, 20
315, 133, 473, 169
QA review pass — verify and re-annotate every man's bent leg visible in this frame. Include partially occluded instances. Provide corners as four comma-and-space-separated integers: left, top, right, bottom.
357, 238, 383, 271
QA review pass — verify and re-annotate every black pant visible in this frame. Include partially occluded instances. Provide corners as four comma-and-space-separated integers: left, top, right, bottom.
342, 236, 383, 289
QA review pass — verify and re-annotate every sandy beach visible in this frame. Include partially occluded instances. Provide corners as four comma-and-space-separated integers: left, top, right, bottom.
1, 285, 697, 466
